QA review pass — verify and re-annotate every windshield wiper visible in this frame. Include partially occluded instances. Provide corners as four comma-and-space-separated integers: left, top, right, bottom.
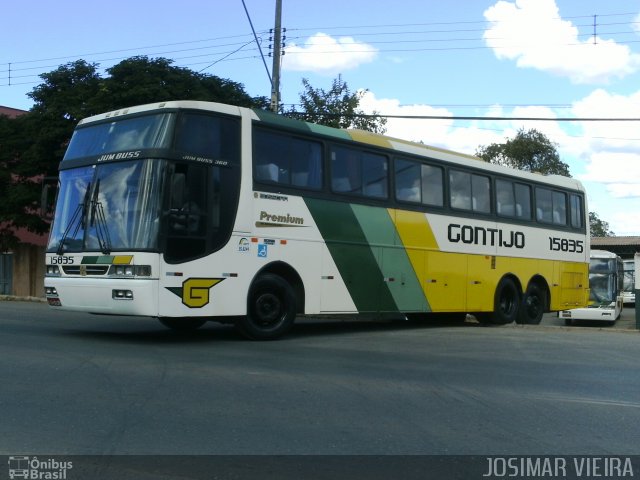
56, 182, 91, 255
90, 179, 112, 254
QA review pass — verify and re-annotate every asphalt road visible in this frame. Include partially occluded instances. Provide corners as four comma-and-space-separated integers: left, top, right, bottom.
1, 301, 639, 463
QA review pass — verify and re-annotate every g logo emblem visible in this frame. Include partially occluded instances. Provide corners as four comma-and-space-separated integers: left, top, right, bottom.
182, 278, 224, 308
166, 278, 225, 308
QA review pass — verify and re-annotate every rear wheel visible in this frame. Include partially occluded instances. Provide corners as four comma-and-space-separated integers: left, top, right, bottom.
478, 277, 520, 325
517, 284, 547, 325
236, 274, 297, 340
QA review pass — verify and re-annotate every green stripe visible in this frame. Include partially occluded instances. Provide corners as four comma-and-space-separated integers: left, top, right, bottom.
252, 109, 352, 141
351, 205, 428, 312
305, 198, 397, 312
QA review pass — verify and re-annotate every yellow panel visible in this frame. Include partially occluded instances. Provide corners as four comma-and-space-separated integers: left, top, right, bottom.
113, 255, 133, 265
347, 129, 393, 149
425, 251, 466, 311
391, 209, 438, 250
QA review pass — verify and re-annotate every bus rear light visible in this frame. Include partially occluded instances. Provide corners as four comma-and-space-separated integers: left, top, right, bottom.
112, 289, 134, 300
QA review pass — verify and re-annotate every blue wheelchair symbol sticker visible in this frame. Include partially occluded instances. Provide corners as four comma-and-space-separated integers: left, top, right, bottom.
257, 244, 268, 258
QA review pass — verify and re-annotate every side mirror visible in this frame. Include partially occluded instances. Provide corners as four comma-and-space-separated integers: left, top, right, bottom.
40, 176, 58, 218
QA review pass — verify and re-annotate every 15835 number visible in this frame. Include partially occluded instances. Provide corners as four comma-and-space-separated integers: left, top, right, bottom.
548, 237, 584, 253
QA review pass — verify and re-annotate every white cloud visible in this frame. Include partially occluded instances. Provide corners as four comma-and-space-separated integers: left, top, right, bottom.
572, 89, 640, 150
483, 0, 640, 83
578, 152, 640, 198
282, 33, 377, 75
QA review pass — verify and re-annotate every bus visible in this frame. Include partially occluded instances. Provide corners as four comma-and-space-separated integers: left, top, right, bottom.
622, 259, 635, 305
44, 100, 590, 339
559, 250, 623, 325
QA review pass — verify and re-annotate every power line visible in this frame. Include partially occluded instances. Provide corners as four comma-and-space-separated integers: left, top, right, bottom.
287, 112, 640, 122
1, 9, 637, 82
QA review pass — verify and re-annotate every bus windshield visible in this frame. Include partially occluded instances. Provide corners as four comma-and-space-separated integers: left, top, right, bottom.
588, 257, 619, 305
48, 159, 166, 253
48, 110, 241, 260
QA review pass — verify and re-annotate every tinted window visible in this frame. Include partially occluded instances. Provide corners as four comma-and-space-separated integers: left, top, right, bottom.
395, 158, 443, 206
496, 179, 531, 219
570, 194, 584, 228
331, 146, 388, 199
175, 113, 241, 163
254, 129, 323, 190
536, 187, 567, 225
449, 170, 490, 213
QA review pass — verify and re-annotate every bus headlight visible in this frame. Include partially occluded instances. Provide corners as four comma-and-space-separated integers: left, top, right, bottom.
109, 265, 152, 277
46, 265, 60, 276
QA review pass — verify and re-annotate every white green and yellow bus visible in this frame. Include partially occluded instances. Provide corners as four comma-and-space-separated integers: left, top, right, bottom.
559, 250, 623, 325
44, 100, 590, 339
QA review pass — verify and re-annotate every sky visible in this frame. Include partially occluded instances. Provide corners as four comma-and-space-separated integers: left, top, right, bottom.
2, 0, 640, 235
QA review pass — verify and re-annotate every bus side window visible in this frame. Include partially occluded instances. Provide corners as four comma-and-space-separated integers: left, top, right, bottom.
254, 130, 287, 183
472, 174, 491, 213
570, 194, 584, 228
450, 170, 490, 213
514, 183, 531, 219
552, 191, 567, 225
254, 128, 323, 189
449, 170, 471, 210
422, 164, 443, 206
536, 187, 553, 223
362, 152, 388, 198
395, 158, 421, 203
496, 179, 515, 216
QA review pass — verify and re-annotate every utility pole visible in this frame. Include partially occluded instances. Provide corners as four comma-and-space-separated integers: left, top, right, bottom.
270, 0, 283, 113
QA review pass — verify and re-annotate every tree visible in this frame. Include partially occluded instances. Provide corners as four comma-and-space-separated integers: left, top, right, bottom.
287, 75, 387, 134
589, 212, 615, 237
476, 128, 570, 176
0, 57, 268, 249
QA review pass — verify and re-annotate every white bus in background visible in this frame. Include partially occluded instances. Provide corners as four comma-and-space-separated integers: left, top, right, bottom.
560, 250, 623, 325
622, 259, 635, 305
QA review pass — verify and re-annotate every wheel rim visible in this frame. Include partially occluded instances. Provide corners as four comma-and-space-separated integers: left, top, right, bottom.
254, 292, 283, 327
524, 294, 541, 319
499, 289, 517, 316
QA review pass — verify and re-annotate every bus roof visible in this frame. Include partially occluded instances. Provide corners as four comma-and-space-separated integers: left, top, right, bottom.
590, 250, 619, 259
76, 100, 585, 193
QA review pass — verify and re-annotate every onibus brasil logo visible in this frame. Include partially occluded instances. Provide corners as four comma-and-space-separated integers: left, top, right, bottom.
8, 456, 73, 479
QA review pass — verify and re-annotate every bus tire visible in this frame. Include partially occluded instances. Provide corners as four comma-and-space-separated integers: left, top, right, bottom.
236, 274, 297, 340
159, 317, 207, 331
485, 277, 520, 325
517, 284, 547, 325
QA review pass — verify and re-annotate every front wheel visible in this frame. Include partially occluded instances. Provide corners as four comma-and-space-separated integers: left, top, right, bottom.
236, 274, 297, 340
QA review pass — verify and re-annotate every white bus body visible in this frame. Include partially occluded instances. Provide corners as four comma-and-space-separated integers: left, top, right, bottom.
559, 250, 623, 325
